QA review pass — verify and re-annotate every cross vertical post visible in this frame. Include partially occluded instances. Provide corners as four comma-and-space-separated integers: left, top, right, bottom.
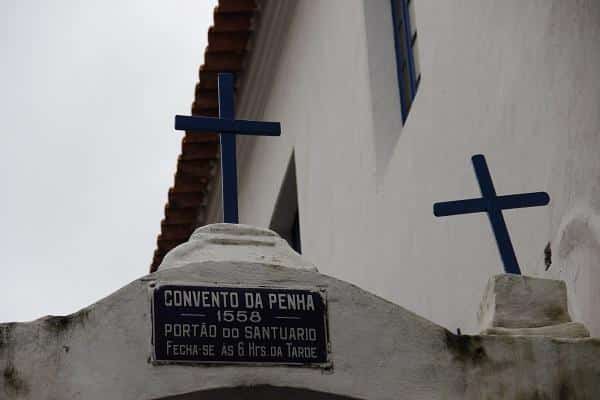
471, 155, 521, 274
174, 73, 282, 225
217, 74, 238, 224
433, 154, 550, 275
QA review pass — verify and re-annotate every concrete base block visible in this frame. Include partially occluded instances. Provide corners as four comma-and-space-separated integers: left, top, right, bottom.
478, 274, 589, 338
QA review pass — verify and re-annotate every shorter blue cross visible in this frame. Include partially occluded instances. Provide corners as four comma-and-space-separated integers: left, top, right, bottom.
433, 154, 550, 275
174, 73, 281, 224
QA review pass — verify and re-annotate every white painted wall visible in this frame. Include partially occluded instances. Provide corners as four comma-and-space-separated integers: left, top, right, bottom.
231, 0, 600, 335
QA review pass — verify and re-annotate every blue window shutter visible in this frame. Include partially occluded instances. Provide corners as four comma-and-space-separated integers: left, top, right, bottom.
390, 0, 420, 122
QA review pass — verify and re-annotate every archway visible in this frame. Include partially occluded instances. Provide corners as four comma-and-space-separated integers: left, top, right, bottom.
158, 385, 362, 400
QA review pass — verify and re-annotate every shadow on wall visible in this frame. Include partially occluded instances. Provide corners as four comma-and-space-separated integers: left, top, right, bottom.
553, 205, 600, 336
363, 0, 406, 182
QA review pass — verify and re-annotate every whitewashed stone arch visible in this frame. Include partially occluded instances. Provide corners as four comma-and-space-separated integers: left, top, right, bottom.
1, 224, 600, 399
157, 386, 361, 399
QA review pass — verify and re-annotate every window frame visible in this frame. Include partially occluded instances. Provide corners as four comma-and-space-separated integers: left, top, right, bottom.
390, 0, 419, 122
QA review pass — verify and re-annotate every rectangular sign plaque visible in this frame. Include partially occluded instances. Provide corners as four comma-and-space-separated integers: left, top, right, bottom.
151, 283, 329, 366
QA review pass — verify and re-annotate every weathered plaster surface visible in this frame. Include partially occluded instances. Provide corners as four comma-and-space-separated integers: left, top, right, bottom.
3, 262, 600, 399
1, 225, 599, 399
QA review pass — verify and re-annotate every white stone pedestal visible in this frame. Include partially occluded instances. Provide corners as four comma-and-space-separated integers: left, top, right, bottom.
159, 224, 315, 271
478, 274, 590, 338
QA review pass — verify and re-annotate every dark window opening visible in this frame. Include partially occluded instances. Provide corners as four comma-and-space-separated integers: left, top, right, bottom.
391, 0, 421, 122
270, 153, 301, 253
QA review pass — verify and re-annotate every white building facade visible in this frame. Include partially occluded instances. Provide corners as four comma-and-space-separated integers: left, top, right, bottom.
203, 0, 600, 335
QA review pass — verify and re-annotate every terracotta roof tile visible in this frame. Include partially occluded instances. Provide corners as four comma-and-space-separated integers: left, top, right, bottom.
213, 13, 252, 32
207, 31, 250, 53
203, 53, 244, 71
217, 0, 256, 14
168, 188, 205, 208
164, 205, 199, 223
197, 71, 220, 90
180, 141, 220, 160
150, 0, 258, 273
160, 222, 195, 241
176, 158, 214, 178
193, 92, 219, 109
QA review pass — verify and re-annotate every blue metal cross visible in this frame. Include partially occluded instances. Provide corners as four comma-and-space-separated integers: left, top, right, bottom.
174, 73, 281, 224
433, 154, 550, 275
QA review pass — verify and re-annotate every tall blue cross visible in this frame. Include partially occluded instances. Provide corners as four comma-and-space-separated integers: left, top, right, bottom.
174, 73, 281, 224
433, 154, 550, 275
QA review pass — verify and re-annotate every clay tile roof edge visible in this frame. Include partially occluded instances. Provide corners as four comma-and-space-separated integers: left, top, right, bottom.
150, 0, 259, 273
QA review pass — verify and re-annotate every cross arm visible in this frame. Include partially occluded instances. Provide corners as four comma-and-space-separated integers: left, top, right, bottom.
175, 116, 281, 136
434, 192, 550, 217
433, 198, 487, 217
496, 192, 550, 210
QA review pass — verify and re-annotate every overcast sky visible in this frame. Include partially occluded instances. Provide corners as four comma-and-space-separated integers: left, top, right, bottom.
0, 0, 217, 322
